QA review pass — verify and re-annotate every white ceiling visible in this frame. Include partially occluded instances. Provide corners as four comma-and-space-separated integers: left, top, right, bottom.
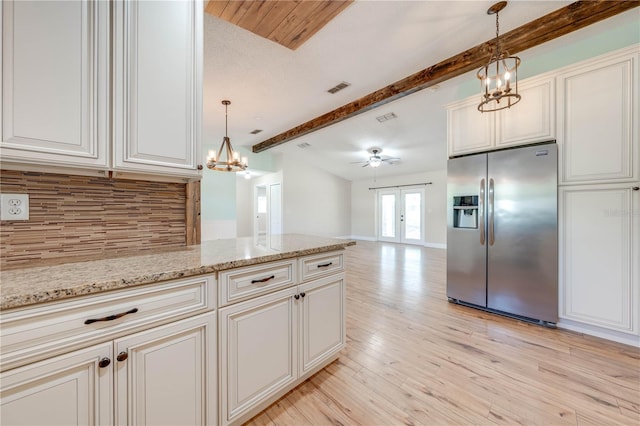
203, 0, 576, 181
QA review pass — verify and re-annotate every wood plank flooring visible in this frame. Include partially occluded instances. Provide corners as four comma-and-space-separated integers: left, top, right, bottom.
245, 241, 640, 425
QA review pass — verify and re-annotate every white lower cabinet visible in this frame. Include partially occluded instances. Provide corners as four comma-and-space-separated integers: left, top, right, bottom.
0, 313, 215, 426
0, 342, 113, 426
559, 183, 640, 335
115, 313, 216, 426
219, 273, 346, 426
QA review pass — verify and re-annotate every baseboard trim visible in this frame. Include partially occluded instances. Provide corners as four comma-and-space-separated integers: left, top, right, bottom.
346, 235, 377, 242
424, 242, 447, 249
557, 319, 640, 348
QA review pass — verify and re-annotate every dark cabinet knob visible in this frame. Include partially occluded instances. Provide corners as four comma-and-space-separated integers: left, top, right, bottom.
633, 186, 639, 191
117, 351, 128, 362
197, 164, 203, 170
98, 357, 111, 368
300, 292, 306, 298
294, 294, 300, 300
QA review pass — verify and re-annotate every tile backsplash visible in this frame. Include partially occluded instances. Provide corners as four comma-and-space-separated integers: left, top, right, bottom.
0, 170, 187, 268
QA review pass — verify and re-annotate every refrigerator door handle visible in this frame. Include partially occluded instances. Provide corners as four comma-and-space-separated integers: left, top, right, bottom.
479, 178, 485, 245
488, 178, 495, 246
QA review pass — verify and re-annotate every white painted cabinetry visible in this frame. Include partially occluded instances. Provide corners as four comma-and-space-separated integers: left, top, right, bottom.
557, 47, 639, 185
556, 46, 640, 344
559, 184, 639, 336
0, 342, 113, 425
1, 275, 217, 425
447, 75, 555, 157
112, 0, 202, 179
218, 254, 346, 426
0, 0, 110, 170
0, 0, 203, 180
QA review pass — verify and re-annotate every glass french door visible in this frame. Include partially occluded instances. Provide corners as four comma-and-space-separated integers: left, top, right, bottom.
377, 188, 425, 244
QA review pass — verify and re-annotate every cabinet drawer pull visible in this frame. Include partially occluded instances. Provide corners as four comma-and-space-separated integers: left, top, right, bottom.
317, 262, 333, 268
633, 186, 639, 191
98, 357, 111, 368
84, 308, 139, 325
300, 292, 306, 298
294, 294, 300, 300
117, 351, 129, 362
251, 275, 275, 284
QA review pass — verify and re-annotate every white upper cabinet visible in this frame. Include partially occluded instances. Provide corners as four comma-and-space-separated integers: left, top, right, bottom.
0, 0, 109, 169
557, 47, 639, 185
112, 0, 202, 178
447, 75, 555, 157
1, 0, 202, 180
447, 96, 494, 157
497, 75, 555, 148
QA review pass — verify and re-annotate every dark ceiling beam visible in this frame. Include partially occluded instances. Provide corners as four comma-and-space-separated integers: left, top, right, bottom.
252, 0, 639, 153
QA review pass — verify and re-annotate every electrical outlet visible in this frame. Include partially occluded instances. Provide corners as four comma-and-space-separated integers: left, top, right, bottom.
1, 194, 29, 220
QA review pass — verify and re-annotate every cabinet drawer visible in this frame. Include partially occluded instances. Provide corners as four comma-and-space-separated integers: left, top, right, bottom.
299, 251, 344, 282
0, 275, 215, 372
218, 260, 297, 307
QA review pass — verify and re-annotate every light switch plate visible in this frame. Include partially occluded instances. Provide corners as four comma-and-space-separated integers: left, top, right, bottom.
1, 194, 29, 220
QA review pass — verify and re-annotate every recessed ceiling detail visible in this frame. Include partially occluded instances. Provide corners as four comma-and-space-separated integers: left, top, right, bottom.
297, 142, 311, 149
376, 112, 397, 123
250, 129, 263, 134
205, 0, 353, 50
327, 81, 351, 94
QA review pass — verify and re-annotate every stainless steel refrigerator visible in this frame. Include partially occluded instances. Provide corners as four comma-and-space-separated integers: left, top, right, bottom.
446, 142, 558, 325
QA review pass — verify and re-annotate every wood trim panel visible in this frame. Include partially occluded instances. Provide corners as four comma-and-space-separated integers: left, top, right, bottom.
252, 0, 640, 153
186, 180, 201, 245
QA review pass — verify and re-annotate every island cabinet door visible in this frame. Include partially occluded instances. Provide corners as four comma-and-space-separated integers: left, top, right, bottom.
0, 342, 113, 426
219, 287, 298, 426
114, 313, 216, 426
298, 273, 346, 375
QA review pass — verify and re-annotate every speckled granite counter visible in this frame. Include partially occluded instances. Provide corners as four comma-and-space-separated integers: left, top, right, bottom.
0, 234, 355, 310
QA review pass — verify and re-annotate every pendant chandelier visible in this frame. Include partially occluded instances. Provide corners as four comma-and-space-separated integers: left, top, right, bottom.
477, 1, 521, 113
206, 100, 248, 172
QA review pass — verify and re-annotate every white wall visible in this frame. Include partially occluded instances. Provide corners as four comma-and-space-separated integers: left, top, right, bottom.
350, 170, 447, 247
281, 156, 351, 238
235, 175, 253, 237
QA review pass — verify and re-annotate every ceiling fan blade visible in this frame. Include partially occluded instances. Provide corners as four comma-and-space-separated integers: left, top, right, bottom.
350, 160, 368, 164
362, 163, 370, 168
382, 157, 401, 162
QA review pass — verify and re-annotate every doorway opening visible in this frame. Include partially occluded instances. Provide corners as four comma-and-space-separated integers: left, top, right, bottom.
377, 187, 425, 245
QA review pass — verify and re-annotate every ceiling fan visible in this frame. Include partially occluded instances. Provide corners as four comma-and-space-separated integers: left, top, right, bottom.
351, 147, 400, 168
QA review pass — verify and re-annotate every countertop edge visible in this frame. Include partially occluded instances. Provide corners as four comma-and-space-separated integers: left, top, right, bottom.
1, 240, 356, 311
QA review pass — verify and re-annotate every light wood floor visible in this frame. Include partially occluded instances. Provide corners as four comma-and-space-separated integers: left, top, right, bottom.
245, 241, 640, 425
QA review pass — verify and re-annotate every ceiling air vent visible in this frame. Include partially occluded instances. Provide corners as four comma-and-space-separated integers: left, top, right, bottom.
250, 129, 263, 135
376, 112, 397, 123
297, 142, 311, 149
327, 81, 351, 94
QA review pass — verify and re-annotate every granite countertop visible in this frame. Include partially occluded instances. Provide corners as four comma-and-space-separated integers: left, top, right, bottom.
0, 234, 355, 310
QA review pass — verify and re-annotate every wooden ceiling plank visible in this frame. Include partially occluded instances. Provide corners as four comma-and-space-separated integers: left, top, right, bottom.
236, 0, 278, 33
270, 0, 330, 47
253, 1, 301, 39
284, 1, 353, 50
204, 0, 229, 17
252, 0, 640, 153
219, 0, 251, 25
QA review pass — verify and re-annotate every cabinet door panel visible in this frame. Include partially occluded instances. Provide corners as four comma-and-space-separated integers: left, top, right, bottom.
113, 0, 202, 176
560, 184, 639, 334
498, 77, 555, 147
558, 51, 638, 184
299, 274, 345, 374
1, 0, 108, 168
114, 313, 215, 426
0, 342, 112, 426
447, 96, 493, 157
219, 287, 297, 425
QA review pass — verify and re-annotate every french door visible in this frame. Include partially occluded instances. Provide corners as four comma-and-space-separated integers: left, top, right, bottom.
377, 188, 425, 244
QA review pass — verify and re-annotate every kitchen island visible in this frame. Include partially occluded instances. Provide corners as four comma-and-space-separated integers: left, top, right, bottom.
1, 234, 354, 426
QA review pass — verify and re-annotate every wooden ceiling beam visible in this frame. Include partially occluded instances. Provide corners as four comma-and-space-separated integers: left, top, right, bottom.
252, 0, 639, 153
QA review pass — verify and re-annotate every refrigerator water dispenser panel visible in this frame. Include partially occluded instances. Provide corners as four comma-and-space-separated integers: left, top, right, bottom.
453, 195, 478, 229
